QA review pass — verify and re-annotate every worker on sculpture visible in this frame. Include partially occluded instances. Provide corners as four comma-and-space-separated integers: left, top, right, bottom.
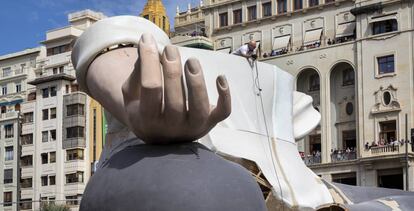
232, 40, 258, 60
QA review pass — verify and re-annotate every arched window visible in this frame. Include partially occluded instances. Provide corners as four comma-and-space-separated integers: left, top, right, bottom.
15, 104, 20, 112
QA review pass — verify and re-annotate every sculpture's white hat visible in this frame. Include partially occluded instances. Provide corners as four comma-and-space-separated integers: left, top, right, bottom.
71, 16, 170, 94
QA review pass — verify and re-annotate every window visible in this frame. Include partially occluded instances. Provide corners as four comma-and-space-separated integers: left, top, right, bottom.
309, 0, 319, 7
233, 9, 242, 24
2, 85, 7, 95
219, 12, 228, 27
247, 6, 257, 21
294, 0, 303, 10
277, 0, 287, 14
345, 102, 354, 116
66, 171, 84, 184
4, 169, 13, 184
67, 104, 84, 116
20, 198, 32, 210
16, 83, 21, 93
50, 152, 56, 163
5, 146, 13, 161
379, 121, 397, 143
50, 86, 57, 97
67, 149, 84, 161
28, 92, 36, 101
46, 44, 70, 56
2, 67, 12, 77
65, 85, 69, 94
21, 155, 33, 167
162, 16, 166, 31
15, 104, 20, 112
1, 106, 5, 114
49, 175, 56, 185
66, 126, 84, 139
373, 19, 398, 35
42, 109, 49, 120
66, 195, 82, 206
59, 66, 64, 73
383, 91, 392, 105
262, 2, 272, 17
23, 112, 34, 123
50, 130, 56, 141
49, 197, 56, 203
309, 74, 320, 91
41, 175, 48, 186
5, 124, 13, 138
4, 192, 12, 207
22, 134, 33, 145
42, 88, 49, 98
377, 55, 395, 75
42, 131, 48, 142
342, 69, 355, 86
50, 107, 56, 119
71, 84, 79, 92
53, 67, 58, 74
41, 153, 48, 164
21, 178, 32, 188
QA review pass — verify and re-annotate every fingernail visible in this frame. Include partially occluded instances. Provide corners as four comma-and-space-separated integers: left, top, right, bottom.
141, 33, 154, 44
187, 59, 200, 74
218, 75, 228, 88
165, 45, 177, 61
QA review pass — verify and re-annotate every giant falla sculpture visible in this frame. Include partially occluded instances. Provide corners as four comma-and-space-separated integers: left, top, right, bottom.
72, 16, 414, 211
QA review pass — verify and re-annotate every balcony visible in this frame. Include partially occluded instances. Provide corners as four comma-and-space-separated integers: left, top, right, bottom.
1, 68, 27, 80
28, 71, 76, 85
302, 153, 322, 166
0, 111, 18, 121
171, 35, 213, 50
331, 150, 357, 162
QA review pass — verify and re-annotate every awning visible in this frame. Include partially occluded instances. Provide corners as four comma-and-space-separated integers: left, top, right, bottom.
272, 35, 291, 50
216, 47, 231, 54
0, 99, 23, 107
336, 22, 356, 38
369, 14, 397, 23
304, 29, 322, 45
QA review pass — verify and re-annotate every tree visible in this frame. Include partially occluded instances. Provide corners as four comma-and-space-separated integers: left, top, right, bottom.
40, 203, 71, 211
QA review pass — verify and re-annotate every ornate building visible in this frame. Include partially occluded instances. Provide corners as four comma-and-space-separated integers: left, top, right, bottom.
173, 0, 414, 198
140, 0, 170, 35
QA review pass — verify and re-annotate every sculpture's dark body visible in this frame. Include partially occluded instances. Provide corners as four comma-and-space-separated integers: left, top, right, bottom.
80, 143, 266, 211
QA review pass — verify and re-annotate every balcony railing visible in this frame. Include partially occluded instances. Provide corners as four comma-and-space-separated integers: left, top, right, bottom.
302, 154, 322, 165
371, 145, 400, 155
0, 111, 18, 120
331, 150, 357, 162
1, 68, 27, 78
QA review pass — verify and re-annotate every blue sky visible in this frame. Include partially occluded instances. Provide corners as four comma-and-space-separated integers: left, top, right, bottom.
0, 0, 200, 56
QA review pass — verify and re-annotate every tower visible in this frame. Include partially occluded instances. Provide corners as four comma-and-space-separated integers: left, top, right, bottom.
140, 0, 170, 35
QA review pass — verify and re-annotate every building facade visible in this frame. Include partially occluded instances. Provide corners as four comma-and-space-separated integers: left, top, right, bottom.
174, 0, 414, 192
16, 10, 106, 210
0, 48, 45, 210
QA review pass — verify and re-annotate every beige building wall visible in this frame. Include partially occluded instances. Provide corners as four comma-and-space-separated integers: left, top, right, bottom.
88, 98, 103, 176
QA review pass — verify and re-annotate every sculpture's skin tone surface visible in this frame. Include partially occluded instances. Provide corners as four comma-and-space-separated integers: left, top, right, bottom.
87, 33, 231, 144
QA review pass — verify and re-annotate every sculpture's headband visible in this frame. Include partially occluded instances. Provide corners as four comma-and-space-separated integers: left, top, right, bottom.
71, 16, 171, 95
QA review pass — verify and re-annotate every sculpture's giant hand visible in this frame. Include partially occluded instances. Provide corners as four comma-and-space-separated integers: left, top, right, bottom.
122, 34, 231, 144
